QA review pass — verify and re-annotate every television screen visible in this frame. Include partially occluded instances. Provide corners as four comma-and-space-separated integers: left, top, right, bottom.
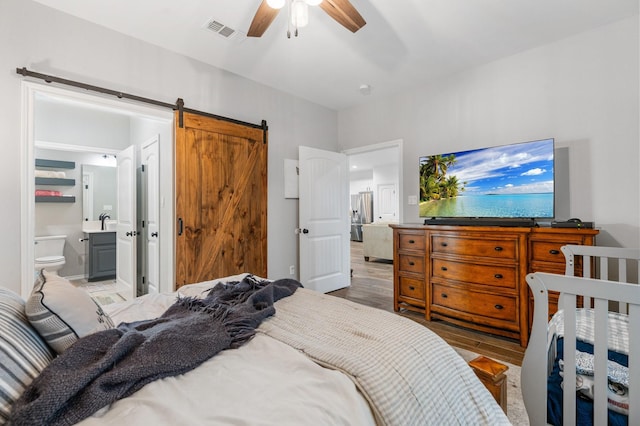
419, 138, 555, 219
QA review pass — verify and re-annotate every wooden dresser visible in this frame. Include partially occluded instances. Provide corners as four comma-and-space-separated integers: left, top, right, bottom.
391, 224, 598, 347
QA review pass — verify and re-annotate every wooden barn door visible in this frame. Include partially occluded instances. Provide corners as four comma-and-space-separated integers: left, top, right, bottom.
175, 111, 267, 288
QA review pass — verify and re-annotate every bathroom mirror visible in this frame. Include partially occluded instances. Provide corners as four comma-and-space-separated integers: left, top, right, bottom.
82, 164, 117, 221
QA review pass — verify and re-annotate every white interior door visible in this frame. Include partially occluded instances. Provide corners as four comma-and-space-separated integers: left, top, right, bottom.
142, 136, 160, 295
377, 183, 397, 222
299, 146, 350, 293
116, 145, 136, 300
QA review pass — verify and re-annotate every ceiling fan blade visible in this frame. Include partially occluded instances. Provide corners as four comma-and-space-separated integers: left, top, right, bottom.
247, 0, 281, 37
319, 0, 366, 33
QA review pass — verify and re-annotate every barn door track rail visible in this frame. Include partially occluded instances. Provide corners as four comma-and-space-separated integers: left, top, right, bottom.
15, 67, 267, 142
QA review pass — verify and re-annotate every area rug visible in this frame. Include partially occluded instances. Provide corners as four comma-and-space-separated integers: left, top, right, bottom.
454, 347, 529, 425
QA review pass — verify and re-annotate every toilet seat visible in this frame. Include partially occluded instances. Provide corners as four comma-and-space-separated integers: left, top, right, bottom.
36, 255, 65, 264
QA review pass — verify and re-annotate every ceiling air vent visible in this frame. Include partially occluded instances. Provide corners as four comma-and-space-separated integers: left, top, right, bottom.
204, 19, 245, 42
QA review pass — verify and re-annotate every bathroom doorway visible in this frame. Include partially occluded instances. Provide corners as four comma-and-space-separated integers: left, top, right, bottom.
21, 82, 173, 297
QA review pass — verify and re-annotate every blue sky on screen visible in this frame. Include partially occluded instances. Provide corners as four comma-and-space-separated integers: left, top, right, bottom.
428, 139, 554, 195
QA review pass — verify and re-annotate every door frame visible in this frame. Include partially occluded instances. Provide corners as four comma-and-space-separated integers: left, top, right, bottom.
343, 139, 404, 223
20, 81, 173, 297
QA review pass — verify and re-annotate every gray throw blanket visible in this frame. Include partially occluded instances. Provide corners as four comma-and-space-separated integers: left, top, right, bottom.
9, 276, 301, 426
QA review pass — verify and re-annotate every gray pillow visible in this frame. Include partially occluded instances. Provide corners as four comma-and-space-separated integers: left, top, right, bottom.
0, 287, 56, 423
26, 271, 115, 354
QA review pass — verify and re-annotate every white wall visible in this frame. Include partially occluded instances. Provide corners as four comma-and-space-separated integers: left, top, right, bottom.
338, 16, 640, 249
0, 0, 338, 294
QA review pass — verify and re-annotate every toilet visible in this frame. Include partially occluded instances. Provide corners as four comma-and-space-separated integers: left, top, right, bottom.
34, 235, 67, 274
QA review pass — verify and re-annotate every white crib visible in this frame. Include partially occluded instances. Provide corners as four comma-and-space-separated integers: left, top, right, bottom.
522, 245, 640, 425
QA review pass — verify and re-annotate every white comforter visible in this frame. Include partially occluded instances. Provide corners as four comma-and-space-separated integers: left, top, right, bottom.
77, 275, 508, 425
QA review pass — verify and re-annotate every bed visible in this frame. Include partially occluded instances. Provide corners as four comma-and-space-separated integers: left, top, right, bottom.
1, 272, 509, 425
522, 245, 640, 426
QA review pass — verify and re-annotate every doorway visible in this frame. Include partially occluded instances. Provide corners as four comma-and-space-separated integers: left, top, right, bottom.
21, 82, 173, 297
345, 140, 403, 225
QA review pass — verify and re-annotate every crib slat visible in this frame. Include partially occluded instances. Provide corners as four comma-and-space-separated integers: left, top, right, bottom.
593, 297, 608, 425
562, 294, 577, 426
630, 304, 640, 425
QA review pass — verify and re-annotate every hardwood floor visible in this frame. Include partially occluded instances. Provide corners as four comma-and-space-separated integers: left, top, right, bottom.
329, 241, 525, 366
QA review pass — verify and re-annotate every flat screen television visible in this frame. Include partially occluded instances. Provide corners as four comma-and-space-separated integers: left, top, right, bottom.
419, 138, 554, 226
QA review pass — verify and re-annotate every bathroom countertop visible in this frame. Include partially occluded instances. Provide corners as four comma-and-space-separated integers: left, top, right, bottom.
83, 220, 117, 233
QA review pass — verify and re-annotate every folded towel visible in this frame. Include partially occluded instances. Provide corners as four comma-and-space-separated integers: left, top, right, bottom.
35, 170, 66, 178
35, 190, 63, 197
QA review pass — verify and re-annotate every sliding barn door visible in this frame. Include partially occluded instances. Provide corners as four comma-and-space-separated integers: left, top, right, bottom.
175, 111, 267, 288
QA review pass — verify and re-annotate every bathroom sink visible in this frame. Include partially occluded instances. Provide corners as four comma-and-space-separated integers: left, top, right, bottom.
83, 220, 117, 233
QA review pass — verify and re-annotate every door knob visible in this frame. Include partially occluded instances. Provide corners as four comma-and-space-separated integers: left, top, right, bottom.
302, 228, 309, 234
151, 232, 158, 237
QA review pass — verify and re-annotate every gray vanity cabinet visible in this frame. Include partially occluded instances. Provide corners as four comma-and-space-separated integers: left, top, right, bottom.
87, 232, 116, 281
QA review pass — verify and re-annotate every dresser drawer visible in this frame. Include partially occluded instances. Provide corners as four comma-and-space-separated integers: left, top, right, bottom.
431, 235, 517, 260
432, 283, 517, 323
529, 241, 566, 264
399, 254, 425, 274
398, 276, 425, 301
398, 233, 426, 251
432, 258, 516, 289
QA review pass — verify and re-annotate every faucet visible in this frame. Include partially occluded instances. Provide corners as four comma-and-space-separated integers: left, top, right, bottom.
99, 213, 111, 230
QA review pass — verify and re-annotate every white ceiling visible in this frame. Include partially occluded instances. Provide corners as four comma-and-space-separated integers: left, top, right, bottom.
33, 0, 638, 110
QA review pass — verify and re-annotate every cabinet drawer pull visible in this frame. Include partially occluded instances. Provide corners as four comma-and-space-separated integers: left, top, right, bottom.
494, 273, 503, 279
494, 246, 503, 251
549, 249, 560, 255
494, 304, 504, 310
408, 261, 415, 266
441, 242, 448, 247
441, 293, 448, 298
441, 266, 448, 271
408, 239, 415, 244
408, 286, 415, 291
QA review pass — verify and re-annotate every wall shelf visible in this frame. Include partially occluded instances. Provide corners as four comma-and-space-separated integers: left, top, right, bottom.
36, 196, 76, 203
35, 177, 75, 186
35, 159, 75, 169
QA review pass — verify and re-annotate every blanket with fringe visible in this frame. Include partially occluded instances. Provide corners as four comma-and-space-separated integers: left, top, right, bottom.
9, 276, 301, 426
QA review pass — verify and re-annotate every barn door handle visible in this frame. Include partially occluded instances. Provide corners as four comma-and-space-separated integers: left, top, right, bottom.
178, 218, 183, 236
151, 232, 158, 237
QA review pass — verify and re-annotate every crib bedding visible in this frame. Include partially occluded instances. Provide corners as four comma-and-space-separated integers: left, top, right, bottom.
546, 308, 630, 426
5, 274, 509, 425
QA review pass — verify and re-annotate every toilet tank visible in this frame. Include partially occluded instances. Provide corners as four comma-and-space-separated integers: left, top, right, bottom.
34, 235, 67, 258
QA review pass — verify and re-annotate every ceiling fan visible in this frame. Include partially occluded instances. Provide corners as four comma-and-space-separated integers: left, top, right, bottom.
247, 0, 366, 38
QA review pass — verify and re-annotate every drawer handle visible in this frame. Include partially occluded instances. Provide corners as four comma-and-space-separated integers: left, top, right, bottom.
549, 249, 560, 255
494, 304, 504, 310
441, 293, 448, 298
409, 261, 415, 266
494, 273, 503, 279
409, 286, 415, 291
441, 242, 448, 247
494, 246, 503, 251
408, 239, 415, 244
441, 266, 448, 271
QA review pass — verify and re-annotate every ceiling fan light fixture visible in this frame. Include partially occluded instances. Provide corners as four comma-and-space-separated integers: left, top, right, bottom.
266, 0, 285, 9
291, 0, 309, 28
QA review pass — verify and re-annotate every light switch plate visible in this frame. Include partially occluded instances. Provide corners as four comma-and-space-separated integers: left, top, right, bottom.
408, 195, 417, 205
